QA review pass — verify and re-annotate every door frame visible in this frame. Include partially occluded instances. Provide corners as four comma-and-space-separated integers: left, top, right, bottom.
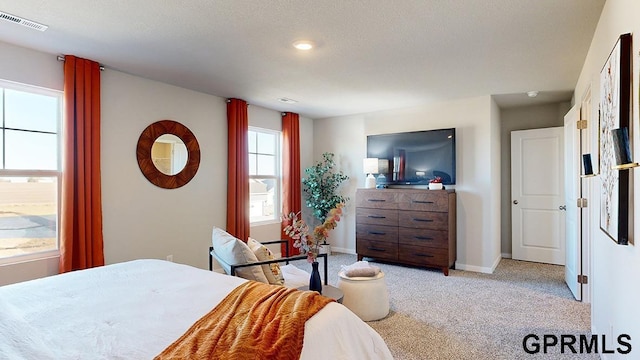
504, 93, 592, 303
565, 105, 581, 300
579, 86, 593, 303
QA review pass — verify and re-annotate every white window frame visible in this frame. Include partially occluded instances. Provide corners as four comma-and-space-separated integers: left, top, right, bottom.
248, 127, 281, 225
0, 80, 62, 265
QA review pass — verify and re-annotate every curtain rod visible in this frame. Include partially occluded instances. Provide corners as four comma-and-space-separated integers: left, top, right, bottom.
225, 99, 250, 106
57, 55, 105, 71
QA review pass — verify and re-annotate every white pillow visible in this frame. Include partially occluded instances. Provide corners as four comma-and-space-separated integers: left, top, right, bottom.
211, 227, 268, 283
280, 264, 311, 289
247, 238, 285, 286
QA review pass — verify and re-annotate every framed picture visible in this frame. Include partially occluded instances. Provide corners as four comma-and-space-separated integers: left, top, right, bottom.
599, 33, 631, 245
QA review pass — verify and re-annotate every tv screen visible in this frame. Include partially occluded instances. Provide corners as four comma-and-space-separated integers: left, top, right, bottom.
367, 128, 456, 185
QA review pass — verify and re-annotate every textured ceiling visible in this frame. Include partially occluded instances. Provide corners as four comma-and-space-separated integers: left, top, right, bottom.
0, 0, 605, 118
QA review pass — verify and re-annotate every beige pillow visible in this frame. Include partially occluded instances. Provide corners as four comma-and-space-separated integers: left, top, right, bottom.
247, 238, 285, 285
211, 227, 268, 283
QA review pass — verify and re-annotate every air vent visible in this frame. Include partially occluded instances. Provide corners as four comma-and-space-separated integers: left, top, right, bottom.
0, 11, 48, 31
278, 97, 298, 104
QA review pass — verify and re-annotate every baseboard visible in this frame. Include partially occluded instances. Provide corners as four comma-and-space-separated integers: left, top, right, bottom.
330, 247, 356, 255
591, 325, 614, 360
277, 248, 356, 258
502, 252, 512, 259
490, 255, 501, 272
455, 255, 501, 274
209, 267, 225, 274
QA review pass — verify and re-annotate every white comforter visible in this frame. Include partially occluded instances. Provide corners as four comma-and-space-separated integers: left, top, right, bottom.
0, 259, 392, 359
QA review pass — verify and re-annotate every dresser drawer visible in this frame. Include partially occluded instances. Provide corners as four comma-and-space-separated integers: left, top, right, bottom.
356, 190, 397, 209
356, 208, 398, 226
356, 224, 398, 243
398, 228, 448, 248
399, 244, 449, 267
398, 210, 448, 230
357, 239, 398, 261
397, 191, 449, 212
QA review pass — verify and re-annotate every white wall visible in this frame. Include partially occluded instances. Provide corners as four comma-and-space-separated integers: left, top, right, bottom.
0, 41, 62, 91
312, 114, 365, 253
101, 70, 228, 269
573, 0, 640, 353
314, 96, 502, 272
488, 98, 502, 270
105, 71, 317, 272
0, 40, 316, 283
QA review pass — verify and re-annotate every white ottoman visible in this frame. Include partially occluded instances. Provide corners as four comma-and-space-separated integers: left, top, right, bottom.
336, 270, 389, 321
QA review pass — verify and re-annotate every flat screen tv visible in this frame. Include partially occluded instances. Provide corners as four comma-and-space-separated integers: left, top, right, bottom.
367, 128, 456, 185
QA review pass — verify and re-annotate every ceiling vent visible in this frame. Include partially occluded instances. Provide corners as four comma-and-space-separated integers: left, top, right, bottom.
0, 11, 48, 31
278, 97, 298, 104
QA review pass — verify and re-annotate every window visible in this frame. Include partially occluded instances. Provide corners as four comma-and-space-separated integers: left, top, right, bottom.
0, 80, 62, 262
248, 127, 281, 223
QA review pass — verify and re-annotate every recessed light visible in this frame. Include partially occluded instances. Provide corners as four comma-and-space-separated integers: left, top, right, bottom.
278, 97, 298, 104
292, 40, 314, 50
527, 91, 539, 98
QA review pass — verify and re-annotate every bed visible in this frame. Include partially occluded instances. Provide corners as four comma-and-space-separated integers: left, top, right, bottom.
0, 259, 393, 359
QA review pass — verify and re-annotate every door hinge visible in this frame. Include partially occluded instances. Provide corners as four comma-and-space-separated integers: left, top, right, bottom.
578, 275, 588, 284
577, 198, 588, 208
577, 120, 588, 129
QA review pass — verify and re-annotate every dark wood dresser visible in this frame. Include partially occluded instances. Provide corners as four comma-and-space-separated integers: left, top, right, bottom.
355, 188, 456, 275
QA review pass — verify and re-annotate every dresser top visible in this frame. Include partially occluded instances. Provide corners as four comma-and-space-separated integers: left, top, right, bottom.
357, 188, 455, 193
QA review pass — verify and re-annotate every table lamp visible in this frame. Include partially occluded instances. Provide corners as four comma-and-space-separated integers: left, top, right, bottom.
363, 158, 379, 188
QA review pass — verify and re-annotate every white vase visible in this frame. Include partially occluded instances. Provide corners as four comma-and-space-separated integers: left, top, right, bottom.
429, 183, 443, 190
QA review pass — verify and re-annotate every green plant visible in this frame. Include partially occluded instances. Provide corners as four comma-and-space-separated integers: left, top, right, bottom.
302, 153, 349, 223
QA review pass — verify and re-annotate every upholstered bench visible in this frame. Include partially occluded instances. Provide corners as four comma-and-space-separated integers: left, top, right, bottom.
336, 270, 389, 321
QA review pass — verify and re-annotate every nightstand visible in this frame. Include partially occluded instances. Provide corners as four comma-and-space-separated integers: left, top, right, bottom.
298, 285, 344, 303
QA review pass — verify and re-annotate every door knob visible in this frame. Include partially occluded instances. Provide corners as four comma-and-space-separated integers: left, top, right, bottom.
513, 200, 518, 204
559, 205, 566, 211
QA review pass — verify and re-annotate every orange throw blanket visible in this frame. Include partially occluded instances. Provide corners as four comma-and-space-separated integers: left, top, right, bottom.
155, 281, 333, 360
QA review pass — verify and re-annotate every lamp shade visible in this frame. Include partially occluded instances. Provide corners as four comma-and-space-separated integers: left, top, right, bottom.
363, 158, 379, 174
377, 159, 389, 174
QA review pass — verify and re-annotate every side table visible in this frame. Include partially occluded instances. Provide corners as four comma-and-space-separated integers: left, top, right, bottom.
298, 285, 344, 303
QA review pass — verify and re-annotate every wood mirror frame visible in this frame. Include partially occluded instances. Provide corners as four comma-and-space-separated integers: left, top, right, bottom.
136, 120, 200, 189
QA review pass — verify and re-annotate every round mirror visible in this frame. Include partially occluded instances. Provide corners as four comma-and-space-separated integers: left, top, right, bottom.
151, 134, 188, 175
136, 120, 200, 189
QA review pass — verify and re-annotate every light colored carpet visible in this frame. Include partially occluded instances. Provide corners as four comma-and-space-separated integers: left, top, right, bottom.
292, 253, 596, 360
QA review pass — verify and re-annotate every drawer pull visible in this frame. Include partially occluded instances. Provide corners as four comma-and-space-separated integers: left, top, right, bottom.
369, 231, 386, 235
414, 236, 434, 241
413, 218, 434, 222
413, 253, 434, 258
367, 247, 386, 252
368, 215, 386, 219
368, 199, 386, 202
412, 200, 434, 204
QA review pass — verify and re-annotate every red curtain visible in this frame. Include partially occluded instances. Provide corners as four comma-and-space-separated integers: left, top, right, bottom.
281, 112, 301, 256
226, 99, 250, 241
59, 55, 104, 273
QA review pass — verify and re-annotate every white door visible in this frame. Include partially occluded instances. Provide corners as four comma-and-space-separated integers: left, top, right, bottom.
172, 142, 188, 174
511, 127, 565, 265
564, 106, 581, 300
